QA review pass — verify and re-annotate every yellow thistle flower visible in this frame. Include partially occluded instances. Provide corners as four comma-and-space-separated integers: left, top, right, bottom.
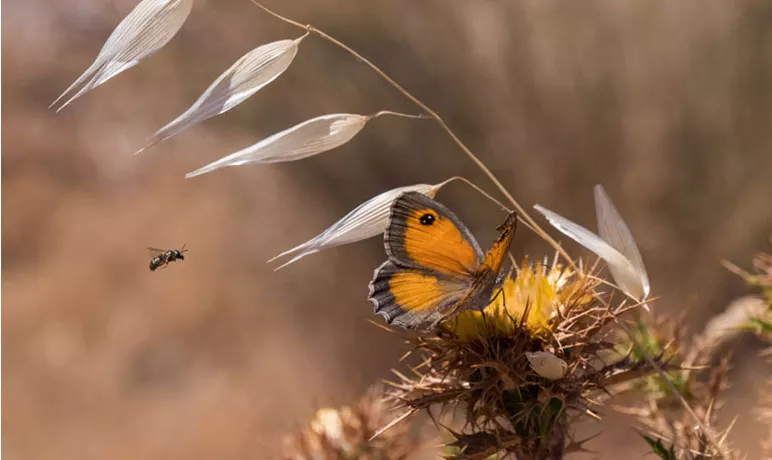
447, 259, 592, 341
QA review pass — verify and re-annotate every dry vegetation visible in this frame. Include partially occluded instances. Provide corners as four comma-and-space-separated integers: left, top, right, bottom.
3, 1, 772, 459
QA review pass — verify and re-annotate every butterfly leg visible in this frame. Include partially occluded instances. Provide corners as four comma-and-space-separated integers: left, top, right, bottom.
479, 308, 490, 334
485, 286, 516, 334
479, 285, 506, 312
427, 315, 446, 331
499, 288, 518, 325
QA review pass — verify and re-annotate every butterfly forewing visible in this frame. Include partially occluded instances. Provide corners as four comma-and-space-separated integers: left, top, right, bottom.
385, 192, 483, 277
479, 212, 518, 275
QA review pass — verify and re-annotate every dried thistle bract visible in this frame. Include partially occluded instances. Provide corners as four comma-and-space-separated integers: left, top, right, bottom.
283, 387, 428, 460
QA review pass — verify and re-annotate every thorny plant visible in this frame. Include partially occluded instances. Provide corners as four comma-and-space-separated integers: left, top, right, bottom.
50, 1, 763, 458
381, 259, 666, 459
282, 386, 430, 460
612, 315, 735, 460
617, 241, 772, 460
722, 241, 772, 458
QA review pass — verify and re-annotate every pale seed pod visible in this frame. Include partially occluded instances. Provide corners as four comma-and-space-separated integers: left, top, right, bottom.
526, 351, 568, 380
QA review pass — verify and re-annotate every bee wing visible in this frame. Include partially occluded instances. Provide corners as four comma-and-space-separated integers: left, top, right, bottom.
146, 246, 166, 255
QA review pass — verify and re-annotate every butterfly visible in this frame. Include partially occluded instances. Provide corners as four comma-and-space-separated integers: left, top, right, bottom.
368, 192, 518, 329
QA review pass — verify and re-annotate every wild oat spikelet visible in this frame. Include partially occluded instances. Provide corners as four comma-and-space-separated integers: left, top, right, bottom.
385, 256, 661, 460
282, 387, 429, 460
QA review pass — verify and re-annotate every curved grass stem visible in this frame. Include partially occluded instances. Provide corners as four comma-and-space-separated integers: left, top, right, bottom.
247, 0, 575, 270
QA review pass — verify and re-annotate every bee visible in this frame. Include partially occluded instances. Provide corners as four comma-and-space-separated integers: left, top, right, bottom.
147, 245, 188, 271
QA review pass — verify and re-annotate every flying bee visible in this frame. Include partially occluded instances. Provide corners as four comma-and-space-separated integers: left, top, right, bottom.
147, 245, 188, 271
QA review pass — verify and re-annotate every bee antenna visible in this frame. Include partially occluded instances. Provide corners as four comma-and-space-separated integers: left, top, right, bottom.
180, 244, 188, 253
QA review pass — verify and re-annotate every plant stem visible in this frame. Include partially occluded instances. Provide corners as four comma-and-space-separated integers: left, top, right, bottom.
248, 0, 576, 270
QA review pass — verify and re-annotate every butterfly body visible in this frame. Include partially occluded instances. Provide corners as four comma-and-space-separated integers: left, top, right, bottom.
368, 192, 517, 329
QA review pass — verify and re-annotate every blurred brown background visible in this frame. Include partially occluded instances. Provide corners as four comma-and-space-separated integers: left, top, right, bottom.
3, 1, 772, 458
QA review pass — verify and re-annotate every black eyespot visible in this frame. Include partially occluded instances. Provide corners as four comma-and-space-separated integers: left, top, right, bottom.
419, 213, 435, 225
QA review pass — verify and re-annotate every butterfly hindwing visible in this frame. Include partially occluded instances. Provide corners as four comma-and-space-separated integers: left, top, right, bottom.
385, 192, 484, 278
369, 260, 471, 329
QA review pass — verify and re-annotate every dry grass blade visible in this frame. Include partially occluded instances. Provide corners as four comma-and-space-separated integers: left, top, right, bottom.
534, 202, 647, 303
269, 180, 453, 269
50, 0, 193, 112
136, 36, 305, 154
594, 185, 650, 299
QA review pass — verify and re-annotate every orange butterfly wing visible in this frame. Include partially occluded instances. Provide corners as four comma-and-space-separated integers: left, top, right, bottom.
369, 261, 471, 328
479, 211, 518, 275
369, 192, 518, 329
384, 192, 483, 277
369, 192, 485, 328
